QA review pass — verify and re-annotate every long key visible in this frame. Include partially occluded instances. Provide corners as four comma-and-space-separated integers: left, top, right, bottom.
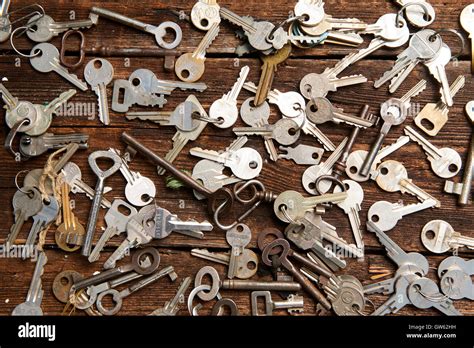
30, 43, 88, 91
27, 13, 98, 42
421, 220, 474, 254
175, 22, 219, 82
425, 44, 453, 106
24, 196, 59, 255
149, 277, 192, 316
461, 4, 474, 74
404, 126, 462, 178
12, 251, 47, 315
209, 65, 249, 128
226, 224, 251, 279
20, 132, 89, 157
278, 144, 325, 166
84, 58, 114, 125
154, 206, 213, 239
91, 7, 182, 49
360, 80, 426, 177
88, 199, 138, 263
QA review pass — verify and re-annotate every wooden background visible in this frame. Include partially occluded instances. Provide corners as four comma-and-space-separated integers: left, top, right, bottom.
0, 0, 473, 316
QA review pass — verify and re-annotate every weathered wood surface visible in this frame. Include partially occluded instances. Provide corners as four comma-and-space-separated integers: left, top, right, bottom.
0, 0, 473, 316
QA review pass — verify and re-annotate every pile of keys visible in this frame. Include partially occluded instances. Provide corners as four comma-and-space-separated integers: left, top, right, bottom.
3, 0, 474, 317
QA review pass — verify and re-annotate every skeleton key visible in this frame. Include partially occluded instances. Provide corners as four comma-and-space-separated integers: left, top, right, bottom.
12, 251, 47, 315
226, 223, 252, 279
425, 44, 453, 106
278, 144, 325, 166
0, 0, 11, 42
20, 132, 89, 157
360, 80, 426, 177
91, 7, 182, 49
209, 65, 249, 128
175, 22, 219, 82
24, 196, 59, 255
421, 220, 474, 254
404, 126, 462, 178
82, 151, 122, 257
461, 4, 474, 73
27, 13, 99, 42
84, 58, 114, 125
254, 43, 292, 107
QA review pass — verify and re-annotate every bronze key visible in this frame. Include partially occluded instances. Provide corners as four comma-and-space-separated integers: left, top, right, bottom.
254, 43, 292, 106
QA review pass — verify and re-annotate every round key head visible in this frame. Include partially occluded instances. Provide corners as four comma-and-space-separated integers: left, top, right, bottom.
24, 104, 52, 136
273, 190, 305, 223
272, 119, 300, 145
105, 199, 138, 230
274, 90, 306, 118
96, 288, 122, 316
240, 97, 270, 126
30, 43, 60, 73
367, 200, 400, 232
302, 164, 332, 195
0, 16, 11, 42
5, 101, 38, 132
235, 249, 259, 279
52, 270, 83, 303
246, 21, 274, 51
345, 150, 371, 182
55, 216, 85, 252
13, 187, 43, 218
334, 180, 364, 210
465, 100, 474, 125
194, 266, 220, 301
305, 97, 334, 125
440, 269, 472, 300
191, 1, 221, 31
429, 147, 462, 179
294, 1, 325, 27
375, 13, 408, 42
438, 256, 469, 277
300, 74, 326, 100
257, 227, 285, 253
226, 223, 252, 248
175, 53, 206, 83
228, 148, 262, 180
88, 151, 122, 179
331, 283, 366, 316
375, 160, 407, 193
209, 98, 239, 129
152, 21, 182, 49
409, 29, 442, 59
261, 238, 291, 267
460, 4, 474, 36
131, 247, 161, 275
421, 220, 456, 253
128, 68, 157, 93
407, 277, 443, 309
125, 176, 156, 207
405, 2, 435, 28
84, 58, 114, 87
61, 162, 82, 183
12, 302, 43, 316
26, 14, 55, 42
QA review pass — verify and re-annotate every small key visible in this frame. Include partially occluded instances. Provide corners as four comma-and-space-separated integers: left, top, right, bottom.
278, 144, 324, 166
226, 223, 252, 279
404, 126, 462, 178
461, 4, 474, 74
421, 220, 474, 254
88, 199, 138, 263
1, 82, 37, 133
6, 187, 43, 248
394, 0, 435, 28
191, 0, 221, 31
20, 132, 89, 157
240, 97, 270, 126
84, 58, 114, 125
82, 151, 122, 257
91, 7, 182, 49
209, 65, 249, 128
175, 22, 219, 82
408, 277, 461, 316
27, 13, 98, 42
232, 118, 301, 146
254, 43, 292, 107
12, 251, 47, 315
0, 0, 11, 42
425, 44, 453, 106
149, 277, 192, 316
360, 79, 426, 177
24, 196, 59, 255
30, 43, 88, 91
154, 206, 213, 239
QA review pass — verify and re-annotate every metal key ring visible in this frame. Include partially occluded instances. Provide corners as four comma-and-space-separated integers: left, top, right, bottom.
314, 175, 347, 196
395, 2, 431, 28
10, 26, 41, 58
428, 29, 465, 60
261, 238, 291, 267
15, 170, 34, 195
60, 30, 86, 70
267, 15, 307, 41
233, 179, 264, 205
194, 266, 220, 301
211, 298, 239, 316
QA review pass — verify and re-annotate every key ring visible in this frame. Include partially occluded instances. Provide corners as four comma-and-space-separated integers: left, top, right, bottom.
192, 111, 223, 125
395, 2, 431, 28
60, 30, 86, 70
4, 118, 30, 159
1, 3, 45, 31
428, 29, 465, 60
314, 175, 347, 196
14, 170, 34, 195
10, 26, 41, 58
267, 15, 307, 41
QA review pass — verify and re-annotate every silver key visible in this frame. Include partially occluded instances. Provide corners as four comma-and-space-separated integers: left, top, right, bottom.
12, 251, 47, 315
421, 220, 474, 254
394, 0, 435, 28
232, 118, 301, 145
20, 132, 89, 157
278, 144, 324, 166
1, 82, 38, 133
0, 0, 11, 42
27, 13, 98, 42
154, 206, 213, 239
209, 65, 249, 128
226, 223, 252, 279
425, 44, 453, 106
370, 274, 415, 316
24, 196, 59, 254
240, 97, 270, 126
294, 0, 325, 27
149, 277, 192, 316
191, 0, 221, 31
91, 7, 182, 49
251, 291, 304, 316
408, 277, 461, 316
84, 58, 114, 125
30, 43, 88, 91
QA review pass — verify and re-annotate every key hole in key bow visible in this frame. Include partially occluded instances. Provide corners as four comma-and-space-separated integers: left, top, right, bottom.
95, 157, 117, 172
93, 59, 103, 69
249, 161, 258, 170
309, 103, 318, 114
424, 230, 436, 240
380, 167, 389, 175
312, 152, 320, 160
420, 118, 435, 131
246, 260, 257, 270
448, 164, 459, 173
163, 27, 177, 44
100, 293, 118, 310
60, 277, 70, 286
117, 204, 132, 217
370, 214, 380, 223
200, 18, 209, 27
131, 78, 141, 87
180, 69, 190, 79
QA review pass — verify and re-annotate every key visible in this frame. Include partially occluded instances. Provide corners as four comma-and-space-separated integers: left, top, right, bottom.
82, 151, 122, 257
29, 43, 88, 91
299, 113, 336, 151
374, 29, 442, 92
109, 148, 156, 207
370, 275, 414, 316
254, 43, 292, 107
1, 83, 38, 134
24, 196, 59, 255
368, 199, 438, 232
154, 206, 213, 239
6, 187, 43, 248
0, 0, 11, 42
360, 79, 427, 177
96, 266, 177, 316
91, 7, 182, 49
209, 65, 249, 128
394, 0, 435, 28
334, 180, 364, 250
12, 251, 47, 315
421, 220, 474, 254
461, 4, 474, 74
191, 0, 221, 31
404, 126, 462, 178
88, 199, 138, 263
325, 275, 366, 316
305, 97, 375, 129
226, 223, 252, 279
302, 137, 348, 195
175, 22, 219, 82
444, 101, 474, 205
300, 14, 367, 37
55, 182, 85, 252
240, 97, 270, 126
278, 144, 324, 165
375, 160, 441, 205
149, 277, 192, 316
294, 0, 325, 27
232, 118, 301, 145
408, 277, 461, 315
27, 13, 98, 42
251, 291, 304, 316
414, 75, 465, 136
190, 146, 263, 180
273, 190, 347, 223
440, 266, 474, 300
425, 43, 453, 106
19, 132, 89, 157
84, 58, 114, 125
300, 53, 367, 99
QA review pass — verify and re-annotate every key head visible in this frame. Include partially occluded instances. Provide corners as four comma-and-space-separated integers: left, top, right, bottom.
12, 302, 43, 316
409, 29, 442, 60
61, 162, 82, 183
405, 2, 435, 28
26, 14, 55, 42
5, 101, 38, 132
240, 97, 270, 126
302, 164, 332, 195
226, 223, 252, 248
228, 148, 262, 180
367, 200, 401, 232
88, 151, 122, 180
55, 217, 85, 252
273, 190, 305, 223
170, 100, 202, 132
96, 289, 122, 316
465, 100, 474, 125
408, 277, 452, 310
0, 16, 11, 42
261, 238, 291, 267
257, 227, 285, 253
375, 160, 407, 193
84, 58, 114, 87
330, 282, 366, 316
285, 219, 320, 250
105, 199, 138, 232
38, 196, 60, 223
272, 119, 300, 145
154, 206, 174, 239
30, 43, 60, 73
300, 74, 328, 99
13, 187, 42, 220
305, 97, 334, 125
438, 256, 468, 277
191, 1, 221, 31
131, 247, 161, 275
52, 270, 83, 304
294, 1, 325, 27
175, 53, 205, 83
376, 13, 408, 41
380, 98, 408, 125
334, 180, 364, 210
440, 269, 472, 300
429, 147, 462, 179
20, 134, 48, 157
235, 249, 259, 279
246, 21, 275, 51
250, 290, 273, 316
194, 266, 220, 301
125, 176, 156, 207
209, 98, 238, 129
345, 150, 371, 182
273, 90, 305, 118
149, 22, 182, 49
421, 219, 456, 253
24, 104, 52, 137
460, 4, 474, 36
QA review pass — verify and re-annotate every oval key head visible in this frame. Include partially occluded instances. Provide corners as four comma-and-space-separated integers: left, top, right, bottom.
345, 150, 371, 182
272, 119, 300, 145
261, 238, 290, 267
194, 266, 220, 301
367, 201, 400, 232
226, 223, 252, 248
26, 14, 55, 42
30, 43, 60, 73
229, 148, 262, 180
375, 160, 407, 192
305, 97, 334, 125
421, 220, 456, 254
273, 190, 305, 223
460, 4, 474, 36
191, 1, 221, 31
84, 58, 114, 86
88, 151, 122, 179
465, 100, 474, 124
430, 147, 462, 179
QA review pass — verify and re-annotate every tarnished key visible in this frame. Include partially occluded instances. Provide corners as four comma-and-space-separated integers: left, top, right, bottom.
27, 13, 98, 42
84, 58, 114, 125
278, 144, 325, 166
19, 133, 89, 157
226, 223, 252, 279
421, 220, 474, 254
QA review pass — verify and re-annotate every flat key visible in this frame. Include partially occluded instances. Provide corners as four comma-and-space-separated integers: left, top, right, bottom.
27, 13, 98, 42
24, 196, 59, 254
460, 4, 474, 74
154, 206, 213, 239
421, 220, 474, 254
84, 58, 114, 125
425, 44, 453, 106
149, 277, 192, 316
232, 118, 300, 145
278, 144, 324, 166
408, 277, 461, 315
226, 223, 252, 279
20, 132, 89, 157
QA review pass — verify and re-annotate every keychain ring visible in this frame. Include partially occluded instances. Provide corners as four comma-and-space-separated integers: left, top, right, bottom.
10, 26, 40, 58
429, 29, 465, 60
395, 2, 431, 28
